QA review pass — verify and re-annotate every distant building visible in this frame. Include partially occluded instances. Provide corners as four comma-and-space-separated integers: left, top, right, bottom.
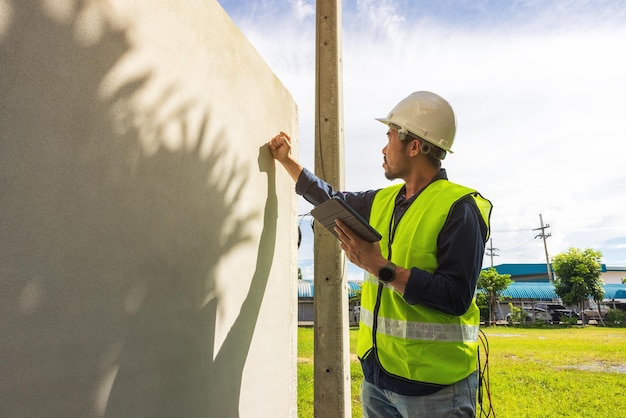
488, 263, 625, 284
296, 265, 626, 325
485, 264, 626, 318
297, 280, 362, 325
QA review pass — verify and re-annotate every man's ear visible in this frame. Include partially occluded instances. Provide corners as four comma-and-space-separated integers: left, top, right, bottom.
408, 139, 421, 157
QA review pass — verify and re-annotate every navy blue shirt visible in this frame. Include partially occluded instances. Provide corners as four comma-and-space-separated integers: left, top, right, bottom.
296, 167, 488, 395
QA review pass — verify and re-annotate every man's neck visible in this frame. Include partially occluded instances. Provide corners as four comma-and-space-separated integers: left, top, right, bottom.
403, 169, 439, 198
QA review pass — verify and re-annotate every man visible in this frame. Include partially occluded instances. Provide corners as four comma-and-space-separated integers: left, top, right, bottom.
268, 91, 492, 417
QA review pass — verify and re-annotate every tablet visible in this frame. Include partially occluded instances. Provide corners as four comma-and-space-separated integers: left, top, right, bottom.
310, 197, 382, 242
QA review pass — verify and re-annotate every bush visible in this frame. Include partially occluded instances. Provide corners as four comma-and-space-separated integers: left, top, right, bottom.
560, 315, 578, 326
605, 309, 626, 326
507, 303, 524, 324
522, 319, 551, 328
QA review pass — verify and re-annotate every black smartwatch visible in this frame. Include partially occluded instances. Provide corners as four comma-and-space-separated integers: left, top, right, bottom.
378, 261, 396, 283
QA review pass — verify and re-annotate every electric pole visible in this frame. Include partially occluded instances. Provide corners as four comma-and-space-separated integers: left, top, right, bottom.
485, 238, 499, 268
313, 1, 351, 417
533, 214, 553, 283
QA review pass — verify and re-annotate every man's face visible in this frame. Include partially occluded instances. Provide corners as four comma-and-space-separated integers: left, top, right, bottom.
382, 127, 410, 180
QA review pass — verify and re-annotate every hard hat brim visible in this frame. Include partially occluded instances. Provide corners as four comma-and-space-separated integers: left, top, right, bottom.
374, 117, 454, 153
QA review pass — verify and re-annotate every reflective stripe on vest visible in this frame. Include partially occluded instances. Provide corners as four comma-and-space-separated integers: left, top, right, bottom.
360, 306, 479, 343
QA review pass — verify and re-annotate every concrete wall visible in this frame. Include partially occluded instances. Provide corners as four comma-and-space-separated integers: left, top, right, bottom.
0, 1, 298, 416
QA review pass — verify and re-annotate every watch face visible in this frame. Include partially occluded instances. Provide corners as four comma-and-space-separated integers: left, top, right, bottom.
379, 266, 395, 283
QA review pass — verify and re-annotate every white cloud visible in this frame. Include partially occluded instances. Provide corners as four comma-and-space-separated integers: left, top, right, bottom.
351, 0, 405, 39
289, 0, 314, 20
223, 0, 626, 267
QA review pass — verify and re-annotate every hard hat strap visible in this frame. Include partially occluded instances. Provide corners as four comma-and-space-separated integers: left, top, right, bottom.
420, 140, 447, 160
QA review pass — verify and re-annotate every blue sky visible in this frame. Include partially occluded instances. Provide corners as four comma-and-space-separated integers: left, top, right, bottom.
219, 0, 626, 280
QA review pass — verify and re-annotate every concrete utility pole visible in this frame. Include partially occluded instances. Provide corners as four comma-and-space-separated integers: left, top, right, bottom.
486, 238, 499, 268
533, 213, 553, 283
313, 1, 351, 417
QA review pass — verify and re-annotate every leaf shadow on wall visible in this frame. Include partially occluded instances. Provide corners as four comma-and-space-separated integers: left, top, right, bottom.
0, 1, 277, 417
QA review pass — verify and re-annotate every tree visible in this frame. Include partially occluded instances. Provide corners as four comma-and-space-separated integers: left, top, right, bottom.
478, 268, 512, 326
552, 248, 604, 326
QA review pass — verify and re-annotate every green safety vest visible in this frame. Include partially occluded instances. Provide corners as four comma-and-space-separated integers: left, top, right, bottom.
357, 179, 492, 385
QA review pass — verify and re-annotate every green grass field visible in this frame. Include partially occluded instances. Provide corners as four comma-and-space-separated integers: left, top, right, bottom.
297, 326, 626, 417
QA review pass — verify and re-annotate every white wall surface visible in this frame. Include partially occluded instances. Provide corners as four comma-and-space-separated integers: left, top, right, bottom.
0, 1, 298, 416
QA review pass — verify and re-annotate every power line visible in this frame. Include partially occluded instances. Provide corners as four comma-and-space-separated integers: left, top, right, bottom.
500, 238, 539, 254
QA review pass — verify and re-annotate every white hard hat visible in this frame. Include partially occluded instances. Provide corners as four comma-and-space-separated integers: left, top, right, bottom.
376, 91, 456, 154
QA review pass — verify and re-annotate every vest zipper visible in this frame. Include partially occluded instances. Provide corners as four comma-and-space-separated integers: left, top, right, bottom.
372, 195, 400, 351
371, 282, 384, 351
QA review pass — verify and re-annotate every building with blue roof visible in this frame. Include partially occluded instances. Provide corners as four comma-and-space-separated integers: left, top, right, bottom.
298, 280, 362, 325
485, 263, 626, 300
484, 264, 626, 321
297, 265, 626, 324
